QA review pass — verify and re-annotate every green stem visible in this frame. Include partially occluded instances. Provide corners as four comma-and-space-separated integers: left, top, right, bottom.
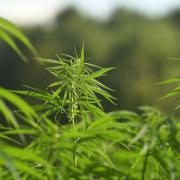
71, 83, 76, 126
142, 151, 149, 180
71, 83, 78, 166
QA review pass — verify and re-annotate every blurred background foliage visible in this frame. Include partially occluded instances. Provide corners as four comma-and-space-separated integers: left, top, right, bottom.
1, 7, 180, 114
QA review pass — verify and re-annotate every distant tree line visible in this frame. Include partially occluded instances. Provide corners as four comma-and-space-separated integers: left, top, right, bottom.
1, 7, 180, 114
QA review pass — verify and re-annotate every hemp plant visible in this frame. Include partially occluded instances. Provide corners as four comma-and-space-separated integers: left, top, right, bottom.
12, 48, 180, 180
0, 17, 179, 180
14, 46, 115, 126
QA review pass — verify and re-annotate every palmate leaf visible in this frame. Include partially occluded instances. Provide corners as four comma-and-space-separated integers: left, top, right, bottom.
0, 17, 38, 61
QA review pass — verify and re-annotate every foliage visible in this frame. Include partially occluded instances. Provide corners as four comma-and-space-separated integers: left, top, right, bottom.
0, 17, 179, 180
0, 17, 37, 61
159, 58, 180, 110
5, 48, 179, 179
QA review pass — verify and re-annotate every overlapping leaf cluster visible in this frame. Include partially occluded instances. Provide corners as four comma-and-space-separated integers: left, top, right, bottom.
1, 49, 178, 179
14, 46, 115, 125
0, 18, 179, 180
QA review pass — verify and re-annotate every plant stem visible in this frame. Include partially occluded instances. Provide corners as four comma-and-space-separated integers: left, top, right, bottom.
141, 151, 149, 180
71, 82, 78, 166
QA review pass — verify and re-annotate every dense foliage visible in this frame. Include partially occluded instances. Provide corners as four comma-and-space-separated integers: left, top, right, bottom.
0, 16, 179, 180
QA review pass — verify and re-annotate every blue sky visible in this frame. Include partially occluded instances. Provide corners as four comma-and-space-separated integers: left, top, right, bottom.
0, 0, 180, 25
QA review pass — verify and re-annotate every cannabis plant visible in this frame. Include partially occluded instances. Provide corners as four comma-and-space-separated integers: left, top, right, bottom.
0, 17, 179, 180
11, 48, 179, 179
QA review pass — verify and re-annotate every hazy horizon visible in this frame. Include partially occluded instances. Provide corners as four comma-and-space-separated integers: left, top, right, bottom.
0, 0, 180, 26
